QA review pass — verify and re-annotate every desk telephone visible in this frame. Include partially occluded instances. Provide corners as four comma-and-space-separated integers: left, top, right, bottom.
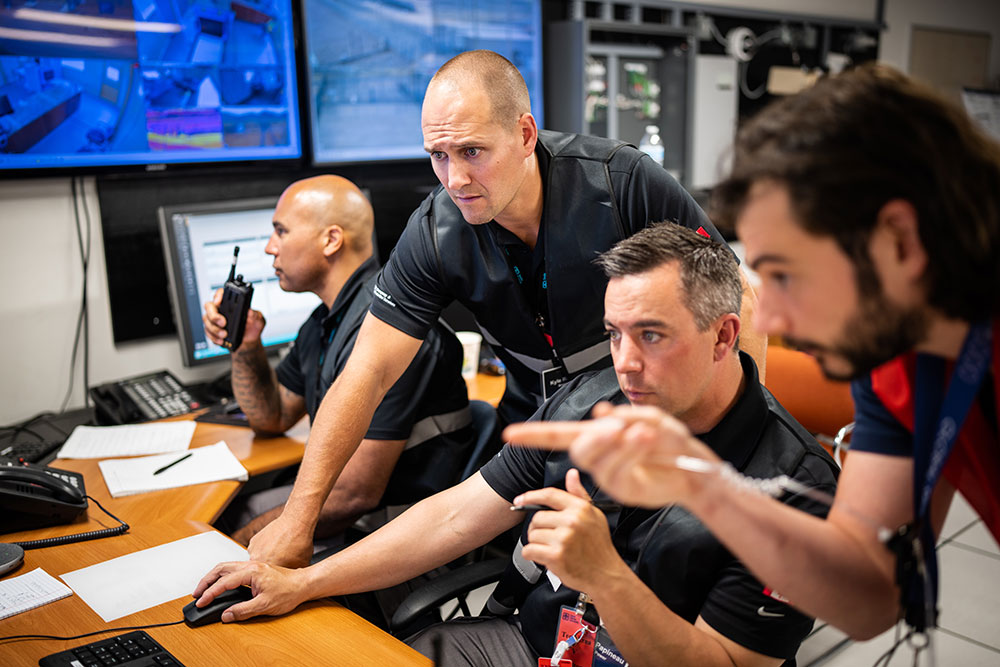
89, 370, 203, 425
0, 461, 88, 532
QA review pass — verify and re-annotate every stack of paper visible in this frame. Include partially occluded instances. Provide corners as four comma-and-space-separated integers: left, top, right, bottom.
98, 441, 248, 498
58, 422, 197, 459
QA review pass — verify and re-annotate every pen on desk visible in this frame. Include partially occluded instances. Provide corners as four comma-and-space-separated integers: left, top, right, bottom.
510, 502, 620, 512
153, 452, 193, 475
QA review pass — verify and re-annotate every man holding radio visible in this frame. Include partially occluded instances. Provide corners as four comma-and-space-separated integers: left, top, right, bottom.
203, 174, 473, 549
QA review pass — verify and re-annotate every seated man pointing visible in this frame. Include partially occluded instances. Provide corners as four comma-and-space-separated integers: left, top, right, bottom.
193, 224, 836, 667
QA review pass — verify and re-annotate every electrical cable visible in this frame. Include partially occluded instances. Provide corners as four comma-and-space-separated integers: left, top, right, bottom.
61, 177, 91, 413
79, 176, 92, 408
708, 18, 728, 47
738, 60, 768, 100
12, 495, 129, 550
0, 620, 184, 643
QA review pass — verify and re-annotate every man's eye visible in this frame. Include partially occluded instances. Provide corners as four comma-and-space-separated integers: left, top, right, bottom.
606, 330, 620, 342
430, 151, 445, 160
768, 272, 790, 288
466, 147, 481, 157
642, 332, 662, 343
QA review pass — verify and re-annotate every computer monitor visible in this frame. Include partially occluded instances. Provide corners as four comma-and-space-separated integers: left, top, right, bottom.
0, 0, 302, 176
158, 197, 321, 367
301, 0, 543, 165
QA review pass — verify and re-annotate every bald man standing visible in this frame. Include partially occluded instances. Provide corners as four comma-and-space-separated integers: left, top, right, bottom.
244, 51, 760, 567
203, 175, 473, 548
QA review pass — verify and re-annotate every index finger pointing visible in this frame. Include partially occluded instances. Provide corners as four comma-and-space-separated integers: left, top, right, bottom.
502, 421, 589, 449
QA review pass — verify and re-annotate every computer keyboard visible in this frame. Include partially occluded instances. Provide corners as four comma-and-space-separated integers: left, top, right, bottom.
0, 439, 63, 464
38, 630, 186, 667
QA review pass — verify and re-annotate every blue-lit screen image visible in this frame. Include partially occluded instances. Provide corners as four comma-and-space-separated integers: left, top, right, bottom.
0, 0, 301, 171
303, 0, 543, 165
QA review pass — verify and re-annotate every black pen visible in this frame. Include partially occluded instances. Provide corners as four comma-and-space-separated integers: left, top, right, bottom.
510, 502, 620, 512
153, 452, 193, 475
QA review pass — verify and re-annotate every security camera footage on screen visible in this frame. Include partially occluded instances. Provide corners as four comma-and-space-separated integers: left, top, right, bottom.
0, 0, 301, 171
302, 0, 543, 164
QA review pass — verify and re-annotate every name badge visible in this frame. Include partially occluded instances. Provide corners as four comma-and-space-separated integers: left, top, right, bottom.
542, 605, 597, 667
542, 366, 570, 401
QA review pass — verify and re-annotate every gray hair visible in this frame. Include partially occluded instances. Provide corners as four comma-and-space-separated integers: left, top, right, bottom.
596, 223, 741, 332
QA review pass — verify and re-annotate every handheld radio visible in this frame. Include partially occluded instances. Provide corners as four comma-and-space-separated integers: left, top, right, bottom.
219, 246, 253, 351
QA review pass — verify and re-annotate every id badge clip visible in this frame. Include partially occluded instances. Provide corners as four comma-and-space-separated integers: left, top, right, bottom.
541, 604, 597, 667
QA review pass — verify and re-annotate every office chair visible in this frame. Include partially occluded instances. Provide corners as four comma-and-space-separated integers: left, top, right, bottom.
763, 344, 855, 466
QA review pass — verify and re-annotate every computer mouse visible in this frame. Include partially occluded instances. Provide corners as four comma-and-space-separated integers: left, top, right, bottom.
182, 586, 254, 626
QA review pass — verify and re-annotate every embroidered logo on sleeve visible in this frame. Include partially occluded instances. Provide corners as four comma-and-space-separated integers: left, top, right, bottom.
373, 285, 396, 308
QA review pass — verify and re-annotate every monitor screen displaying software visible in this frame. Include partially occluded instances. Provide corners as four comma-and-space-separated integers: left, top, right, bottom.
159, 198, 320, 366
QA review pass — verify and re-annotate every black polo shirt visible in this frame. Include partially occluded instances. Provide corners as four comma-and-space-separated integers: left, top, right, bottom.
370, 130, 724, 423
479, 353, 839, 663
276, 257, 474, 506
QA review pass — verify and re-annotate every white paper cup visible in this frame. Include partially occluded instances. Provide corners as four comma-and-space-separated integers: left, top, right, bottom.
456, 331, 482, 379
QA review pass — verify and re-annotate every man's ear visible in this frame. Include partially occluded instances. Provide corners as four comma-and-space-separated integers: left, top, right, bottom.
869, 199, 926, 300
714, 313, 741, 361
322, 225, 344, 257
517, 112, 538, 156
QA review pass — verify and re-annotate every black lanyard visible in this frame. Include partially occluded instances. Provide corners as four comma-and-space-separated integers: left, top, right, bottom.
894, 320, 992, 630
502, 244, 562, 367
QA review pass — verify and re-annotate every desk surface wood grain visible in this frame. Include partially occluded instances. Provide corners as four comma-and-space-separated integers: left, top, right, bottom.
0, 522, 429, 666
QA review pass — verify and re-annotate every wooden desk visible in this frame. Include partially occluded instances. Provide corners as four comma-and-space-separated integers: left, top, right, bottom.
0, 418, 427, 665
0, 522, 428, 666
466, 372, 505, 408
3, 417, 310, 542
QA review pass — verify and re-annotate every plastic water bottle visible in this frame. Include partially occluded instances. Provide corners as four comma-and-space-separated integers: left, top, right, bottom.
639, 125, 664, 166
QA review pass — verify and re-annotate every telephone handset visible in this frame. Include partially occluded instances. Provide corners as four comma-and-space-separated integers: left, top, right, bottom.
0, 462, 88, 532
0, 467, 83, 504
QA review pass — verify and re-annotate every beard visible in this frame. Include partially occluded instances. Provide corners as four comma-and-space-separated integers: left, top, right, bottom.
785, 290, 930, 382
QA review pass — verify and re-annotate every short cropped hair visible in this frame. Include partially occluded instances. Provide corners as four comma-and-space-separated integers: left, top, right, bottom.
711, 63, 1000, 321
596, 223, 742, 332
431, 50, 530, 127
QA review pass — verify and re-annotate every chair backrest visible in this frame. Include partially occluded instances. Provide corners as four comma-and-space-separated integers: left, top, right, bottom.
763, 345, 855, 444
461, 400, 503, 481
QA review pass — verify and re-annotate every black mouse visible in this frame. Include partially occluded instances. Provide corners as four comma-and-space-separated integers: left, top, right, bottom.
183, 586, 254, 626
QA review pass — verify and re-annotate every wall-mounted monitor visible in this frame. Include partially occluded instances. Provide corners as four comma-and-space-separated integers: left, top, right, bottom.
0, 0, 302, 175
158, 197, 320, 367
302, 0, 543, 165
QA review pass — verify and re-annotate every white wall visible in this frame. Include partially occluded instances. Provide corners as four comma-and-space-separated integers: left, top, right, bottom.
1, 0, 999, 424
0, 177, 221, 423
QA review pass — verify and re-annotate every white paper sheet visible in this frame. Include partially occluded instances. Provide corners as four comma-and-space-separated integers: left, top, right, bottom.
97, 441, 248, 498
59, 531, 248, 622
58, 422, 197, 459
0, 568, 73, 620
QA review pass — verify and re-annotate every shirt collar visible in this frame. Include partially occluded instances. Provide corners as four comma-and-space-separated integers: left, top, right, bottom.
317, 255, 380, 333
696, 351, 769, 471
